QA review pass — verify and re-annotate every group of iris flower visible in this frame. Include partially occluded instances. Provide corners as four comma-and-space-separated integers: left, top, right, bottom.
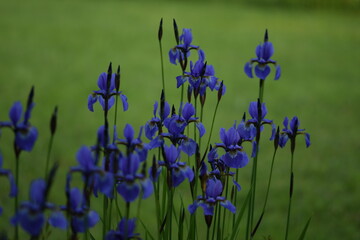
0, 20, 310, 240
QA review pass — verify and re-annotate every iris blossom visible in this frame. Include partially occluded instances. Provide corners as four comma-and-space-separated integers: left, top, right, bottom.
64, 187, 100, 233
145, 100, 170, 140
279, 116, 311, 149
0, 88, 38, 151
169, 28, 199, 65
215, 127, 249, 169
116, 153, 153, 203
88, 72, 128, 112
158, 144, 194, 188
71, 146, 114, 198
244, 30, 281, 80
105, 218, 140, 240
12, 179, 67, 237
188, 177, 235, 216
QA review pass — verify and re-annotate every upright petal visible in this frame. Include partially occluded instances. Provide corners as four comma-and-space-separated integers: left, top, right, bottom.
15, 126, 38, 152
9, 101, 23, 125
30, 179, 46, 205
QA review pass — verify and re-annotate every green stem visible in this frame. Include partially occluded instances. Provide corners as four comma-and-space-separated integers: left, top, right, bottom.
125, 202, 130, 240
259, 79, 265, 103
14, 150, 20, 240
285, 151, 295, 240
159, 41, 165, 96
45, 135, 54, 179
262, 149, 277, 212
113, 94, 119, 143
103, 196, 108, 239
205, 100, 220, 150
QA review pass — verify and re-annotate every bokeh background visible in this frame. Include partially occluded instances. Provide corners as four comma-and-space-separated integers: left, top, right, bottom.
0, 0, 359, 239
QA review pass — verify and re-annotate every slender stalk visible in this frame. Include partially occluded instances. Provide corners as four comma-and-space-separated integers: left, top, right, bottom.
159, 39, 166, 96
285, 151, 295, 240
221, 175, 229, 236
125, 202, 130, 240
153, 181, 161, 240
14, 148, 20, 240
206, 226, 210, 240
103, 196, 108, 239
205, 100, 220, 149
211, 205, 219, 240
45, 136, 54, 179
259, 79, 265, 103
262, 149, 277, 212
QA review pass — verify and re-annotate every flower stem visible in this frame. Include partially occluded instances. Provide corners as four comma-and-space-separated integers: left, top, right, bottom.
45, 135, 54, 180
285, 151, 295, 240
205, 100, 220, 150
258, 79, 265, 103
159, 40, 166, 97
14, 145, 20, 240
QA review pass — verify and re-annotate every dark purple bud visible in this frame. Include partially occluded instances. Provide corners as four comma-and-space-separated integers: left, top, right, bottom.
151, 155, 157, 181
158, 18, 163, 41
115, 65, 120, 92
242, 112, 246, 122
195, 144, 200, 170
50, 106, 58, 136
27, 86, 35, 109
173, 19, 179, 45
205, 215, 213, 228
274, 126, 280, 150
141, 161, 147, 176
194, 87, 199, 100
217, 81, 224, 102
200, 61, 207, 77
200, 92, 206, 107
257, 98, 262, 123
160, 90, 165, 120
107, 62, 112, 91
187, 85, 192, 103
230, 185, 235, 202
171, 105, 176, 116
264, 29, 268, 42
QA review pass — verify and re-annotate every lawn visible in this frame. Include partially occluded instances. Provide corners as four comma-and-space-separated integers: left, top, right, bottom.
0, 0, 359, 239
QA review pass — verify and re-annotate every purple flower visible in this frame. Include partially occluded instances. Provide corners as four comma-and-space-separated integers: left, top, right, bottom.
117, 124, 148, 162
215, 127, 249, 169
169, 28, 199, 65
244, 30, 281, 80
12, 179, 67, 237
65, 187, 99, 233
0, 87, 38, 151
116, 153, 153, 203
71, 146, 114, 198
279, 116, 311, 149
105, 218, 140, 240
159, 144, 194, 188
188, 178, 235, 216
88, 71, 128, 112
145, 100, 170, 140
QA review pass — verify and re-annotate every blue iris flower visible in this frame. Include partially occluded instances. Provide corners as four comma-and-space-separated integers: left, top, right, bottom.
244, 30, 281, 80
279, 116, 311, 149
0, 88, 38, 151
64, 187, 100, 233
158, 144, 194, 188
117, 124, 148, 163
105, 218, 141, 240
116, 153, 153, 203
71, 146, 114, 198
215, 127, 249, 169
169, 28, 199, 65
188, 177, 235, 216
88, 72, 128, 112
12, 179, 67, 237
145, 100, 170, 140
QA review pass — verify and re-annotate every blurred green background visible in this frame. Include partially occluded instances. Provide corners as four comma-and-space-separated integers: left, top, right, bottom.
0, 0, 359, 239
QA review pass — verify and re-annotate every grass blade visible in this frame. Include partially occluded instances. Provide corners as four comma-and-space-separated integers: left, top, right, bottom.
230, 190, 251, 240
298, 217, 312, 240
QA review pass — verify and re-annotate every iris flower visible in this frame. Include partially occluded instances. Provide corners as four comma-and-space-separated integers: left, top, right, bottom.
105, 218, 140, 240
244, 30, 281, 80
279, 116, 311, 149
169, 28, 199, 65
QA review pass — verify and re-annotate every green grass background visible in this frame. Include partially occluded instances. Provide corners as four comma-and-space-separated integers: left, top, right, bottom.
0, 0, 359, 239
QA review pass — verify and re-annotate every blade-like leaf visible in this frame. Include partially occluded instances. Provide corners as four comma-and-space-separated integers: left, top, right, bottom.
298, 217, 312, 240
229, 190, 251, 240
139, 218, 155, 240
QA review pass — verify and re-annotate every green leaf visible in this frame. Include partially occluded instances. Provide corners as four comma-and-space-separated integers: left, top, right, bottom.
139, 218, 155, 240
89, 232, 96, 240
298, 217, 312, 240
229, 190, 251, 240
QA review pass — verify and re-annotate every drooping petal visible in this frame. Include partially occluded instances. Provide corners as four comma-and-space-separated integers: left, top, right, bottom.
274, 65, 281, 80
87, 95, 97, 112
254, 64, 271, 80
141, 178, 154, 199
232, 179, 241, 191
169, 48, 179, 65
121, 94, 129, 111
49, 211, 67, 229
76, 146, 94, 171
117, 182, 140, 203
244, 62, 253, 78
220, 200, 236, 214
172, 168, 186, 187
15, 126, 38, 151
222, 151, 249, 169
279, 134, 289, 148
96, 172, 114, 198
305, 133, 311, 148
199, 203, 215, 216
179, 138, 197, 156
18, 209, 45, 236
188, 202, 199, 214
176, 75, 188, 88
196, 122, 206, 138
